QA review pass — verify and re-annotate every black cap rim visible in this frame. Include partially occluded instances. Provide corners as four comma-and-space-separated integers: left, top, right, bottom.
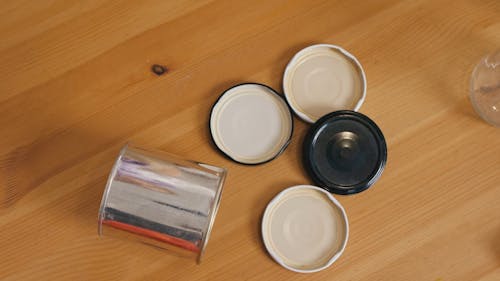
209, 82, 294, 165
302, 110, 387, 195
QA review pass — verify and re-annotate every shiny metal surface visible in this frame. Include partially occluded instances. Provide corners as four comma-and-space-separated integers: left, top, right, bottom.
98, 144, 227, 262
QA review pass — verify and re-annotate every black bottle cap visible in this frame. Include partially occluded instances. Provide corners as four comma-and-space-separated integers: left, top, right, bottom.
303, 110, 387, 195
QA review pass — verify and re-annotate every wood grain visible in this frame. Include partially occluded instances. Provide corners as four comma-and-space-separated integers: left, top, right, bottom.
1, 0, 499, 280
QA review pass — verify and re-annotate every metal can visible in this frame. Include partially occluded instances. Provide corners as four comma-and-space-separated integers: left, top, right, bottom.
98, 144, 227, 262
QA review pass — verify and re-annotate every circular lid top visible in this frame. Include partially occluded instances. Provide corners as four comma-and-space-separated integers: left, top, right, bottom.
210, 83, 293, 165
261, 185, 349, 273
283, 44, 366, 123
303, 110, 387, 195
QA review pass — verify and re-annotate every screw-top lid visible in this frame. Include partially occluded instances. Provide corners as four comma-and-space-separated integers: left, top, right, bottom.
283, 44, 366, 123
261, 185, 349, 273
210, 83, 293, 165
303, 110, 387, 194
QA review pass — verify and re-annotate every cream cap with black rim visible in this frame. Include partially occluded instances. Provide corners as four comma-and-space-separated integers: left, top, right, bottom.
210, 83, 293, 165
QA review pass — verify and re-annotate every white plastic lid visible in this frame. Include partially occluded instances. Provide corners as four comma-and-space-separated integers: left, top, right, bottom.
283, 44, 366, 123
261, 185, 349, 273
210, 83, 293, 164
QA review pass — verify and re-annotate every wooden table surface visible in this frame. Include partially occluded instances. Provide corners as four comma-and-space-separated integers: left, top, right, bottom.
1, 0, 499, 280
